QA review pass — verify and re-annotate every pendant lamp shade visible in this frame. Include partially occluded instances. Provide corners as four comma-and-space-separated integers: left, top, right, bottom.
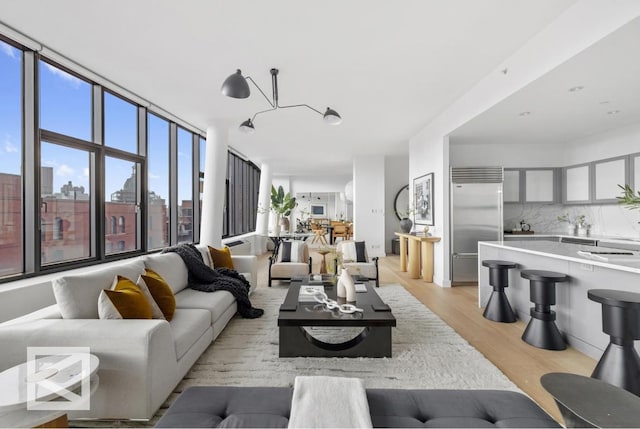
222, 67, 342, 132
239, 118, 255, 133
221, 69, 251, 99
323, 107, 342, 125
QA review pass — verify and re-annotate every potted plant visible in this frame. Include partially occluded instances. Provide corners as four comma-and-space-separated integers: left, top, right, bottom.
575, 214, 590, 237
617, 184, 640, 210
270, 185, 297, 235
557, 213, 589, 236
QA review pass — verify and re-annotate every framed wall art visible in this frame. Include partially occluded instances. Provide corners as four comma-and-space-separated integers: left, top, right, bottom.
413, 172, 434, 226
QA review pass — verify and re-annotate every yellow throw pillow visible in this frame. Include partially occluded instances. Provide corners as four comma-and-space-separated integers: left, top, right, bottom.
141, 268, 176, 321
208, 246, 235, 270
99, 275, 152, 319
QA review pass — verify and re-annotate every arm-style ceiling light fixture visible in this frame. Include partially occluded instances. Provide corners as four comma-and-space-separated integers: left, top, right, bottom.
221, 68, 342, 133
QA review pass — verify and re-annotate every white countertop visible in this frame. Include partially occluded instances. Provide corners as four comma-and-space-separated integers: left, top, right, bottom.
503, 233, 640, 245
481, 240, 640, 274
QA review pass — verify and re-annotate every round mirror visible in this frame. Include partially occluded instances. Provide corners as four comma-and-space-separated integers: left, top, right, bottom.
393, 185, 410, 221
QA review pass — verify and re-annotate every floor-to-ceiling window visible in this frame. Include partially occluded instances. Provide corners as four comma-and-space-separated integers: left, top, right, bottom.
0, 31, 207, 282
0, 38, 23, 276
147, 113, 170, 250
199, 136, 206, 235
224, 151, 260, 237
104, 91, 141, 255
177, 127, 193, 243
39, 60, 94, 265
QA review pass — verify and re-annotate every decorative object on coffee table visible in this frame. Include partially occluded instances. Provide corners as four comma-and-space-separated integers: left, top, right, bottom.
338, 268, 356, 302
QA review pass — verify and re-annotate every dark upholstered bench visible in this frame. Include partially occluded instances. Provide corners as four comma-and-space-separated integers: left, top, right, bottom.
156, 386, 560, 428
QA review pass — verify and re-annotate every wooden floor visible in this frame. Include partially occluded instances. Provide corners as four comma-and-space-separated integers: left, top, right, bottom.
255, 249, 597, 424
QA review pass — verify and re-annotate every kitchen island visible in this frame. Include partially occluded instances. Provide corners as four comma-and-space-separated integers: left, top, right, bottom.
478, 240, 640, 359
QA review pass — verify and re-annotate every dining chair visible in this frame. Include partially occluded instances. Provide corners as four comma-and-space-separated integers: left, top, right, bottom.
332, 223, 348, 244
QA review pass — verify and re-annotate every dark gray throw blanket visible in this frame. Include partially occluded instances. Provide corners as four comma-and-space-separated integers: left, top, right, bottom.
163, 243, 263, 319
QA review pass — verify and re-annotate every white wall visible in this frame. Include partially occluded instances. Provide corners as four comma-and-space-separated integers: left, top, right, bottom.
289, 175, 352, 193
353, 155, 386, 258
450, 142, 565, 167
565, 121, 640, 163
409, 0, 640, 287
385, 155, 410, 253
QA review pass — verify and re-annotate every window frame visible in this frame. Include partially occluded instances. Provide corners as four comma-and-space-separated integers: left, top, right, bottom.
222, 151, 260, 238
0, 36, 208, 284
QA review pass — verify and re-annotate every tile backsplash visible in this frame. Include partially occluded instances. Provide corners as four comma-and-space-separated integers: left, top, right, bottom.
504, 203, 640, 239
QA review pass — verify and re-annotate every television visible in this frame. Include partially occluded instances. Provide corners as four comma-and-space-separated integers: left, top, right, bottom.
310, 204, 326, 217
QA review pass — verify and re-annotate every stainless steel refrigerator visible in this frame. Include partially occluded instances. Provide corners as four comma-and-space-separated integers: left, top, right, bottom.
450, 167, 503, 283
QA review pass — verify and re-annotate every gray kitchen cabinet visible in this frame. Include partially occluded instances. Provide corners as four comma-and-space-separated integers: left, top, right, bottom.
563, 163, 591, 204
631, 152, 640, 192
503, 168, 558, 203
524, 168, 558, 203
593, 155, 628, 203
503, 169, 522, 203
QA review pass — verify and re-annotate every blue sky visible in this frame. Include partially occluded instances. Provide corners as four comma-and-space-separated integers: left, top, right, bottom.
0, 39, 199, 203
0, 41, 21, 177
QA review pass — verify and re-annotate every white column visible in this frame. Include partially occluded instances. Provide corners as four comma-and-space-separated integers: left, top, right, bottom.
255, 162, 272, 235
254, 162, 272, 254
200, 125, 228, 247
353, 155, 386, 258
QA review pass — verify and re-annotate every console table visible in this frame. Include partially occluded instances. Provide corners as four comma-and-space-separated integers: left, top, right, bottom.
394, 233, 440, 282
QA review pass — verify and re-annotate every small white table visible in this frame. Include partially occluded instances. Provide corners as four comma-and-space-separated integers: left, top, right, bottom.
0, 354, 99, 427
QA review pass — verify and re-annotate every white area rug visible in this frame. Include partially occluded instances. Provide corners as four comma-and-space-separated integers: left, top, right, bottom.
79, 284, 519, 427
177, 284, 518, 392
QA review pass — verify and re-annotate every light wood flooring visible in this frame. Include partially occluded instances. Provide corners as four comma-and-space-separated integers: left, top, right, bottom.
254, 249, 597, 424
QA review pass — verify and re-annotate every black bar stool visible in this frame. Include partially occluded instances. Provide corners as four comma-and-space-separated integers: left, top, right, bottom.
588, 289, 640, 396
520, 270, 569, 350
481, 260, 517, 323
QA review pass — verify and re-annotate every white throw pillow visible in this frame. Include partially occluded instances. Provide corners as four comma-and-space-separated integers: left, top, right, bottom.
97, 290, 122, 319
52, 259, 146, 319
342, 242, 357, 263
143, 253, 188, 294
194, 244, 213, 268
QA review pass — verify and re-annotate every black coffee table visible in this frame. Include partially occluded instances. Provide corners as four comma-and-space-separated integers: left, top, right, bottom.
277, 276, 396, 358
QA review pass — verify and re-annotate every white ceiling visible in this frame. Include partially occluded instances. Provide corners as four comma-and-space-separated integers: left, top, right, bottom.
1, 0, 577, 175
450, 16, 640, 146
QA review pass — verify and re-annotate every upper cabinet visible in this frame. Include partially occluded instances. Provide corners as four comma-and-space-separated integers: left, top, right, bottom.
503, 169, 522, 203
503, 168, 558, 203
505, 151, 638, 206
524, 169, 558, 203
563, 163, 591, 204
632, 152, 640, 192
593, 156, 628, 203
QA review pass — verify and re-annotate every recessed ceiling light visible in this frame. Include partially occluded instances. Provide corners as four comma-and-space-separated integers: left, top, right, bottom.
518, 111, 531, 116
607, 110, 621, 115
568, 86, 584, 92
599, 101, 610, 104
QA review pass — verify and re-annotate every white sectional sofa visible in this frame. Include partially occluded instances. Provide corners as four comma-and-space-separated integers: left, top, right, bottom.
0, 245, 257, 420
